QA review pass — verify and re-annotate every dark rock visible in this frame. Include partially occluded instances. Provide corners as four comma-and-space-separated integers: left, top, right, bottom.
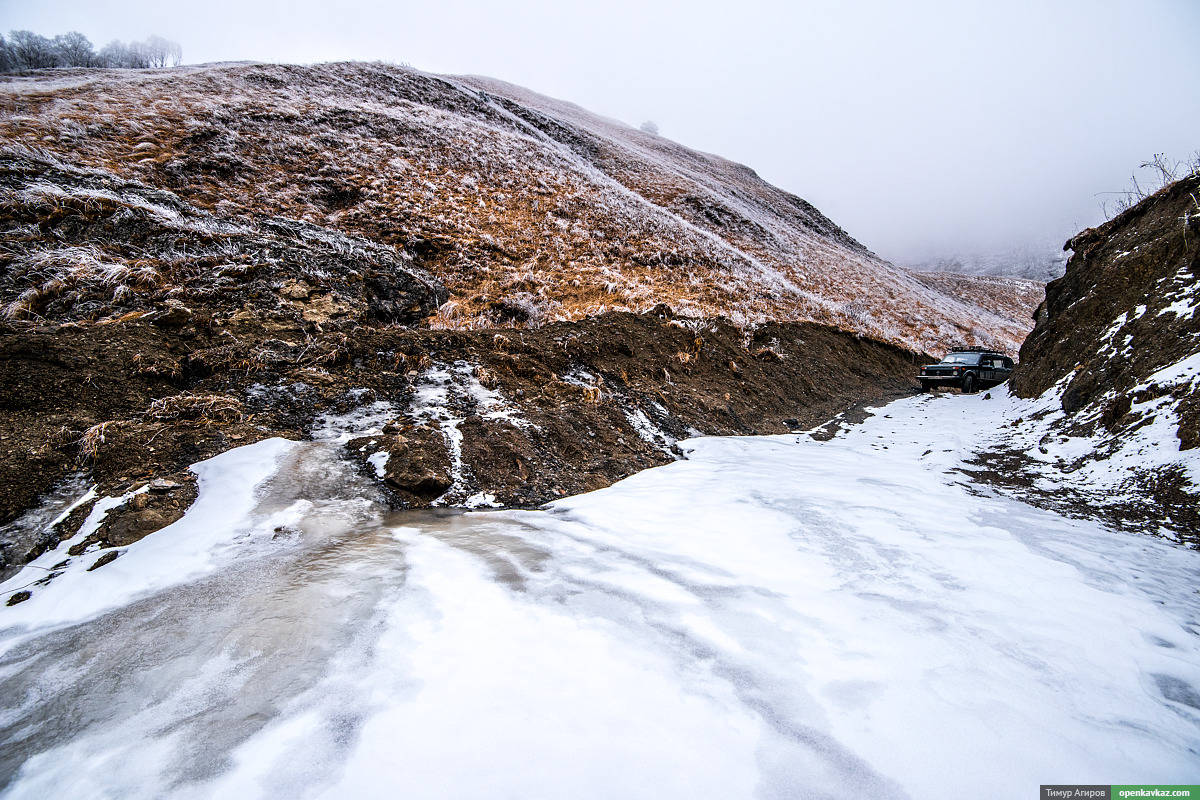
280, 280, 312, 300
364, 272, 447, 325
151, 304, 193, 328
87, 550, 120, 571
7, 590, 31, 605
103, 509, 173, 547
347, 427, 452, 505
1101, 394, 1133, 430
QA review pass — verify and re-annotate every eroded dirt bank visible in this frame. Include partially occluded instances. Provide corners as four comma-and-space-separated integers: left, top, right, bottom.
966, 174, 1200, 536
0, 307, 923, 578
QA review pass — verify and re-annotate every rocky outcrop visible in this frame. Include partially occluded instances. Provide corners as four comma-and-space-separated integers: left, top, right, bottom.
347, 427, 453, 505
1013, 174, 1200, 418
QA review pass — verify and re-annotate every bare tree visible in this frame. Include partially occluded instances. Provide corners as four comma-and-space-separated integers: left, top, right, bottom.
8, 31, 59, 70
640, 120, 660, 135
1099, 152, 1200, 219
1140, 153, 1181, 185
53, 31, 95, 67
142, 35, 181, 68
126, 40, 151, 68
98, 39, 131, 68
2, 30, 181, 72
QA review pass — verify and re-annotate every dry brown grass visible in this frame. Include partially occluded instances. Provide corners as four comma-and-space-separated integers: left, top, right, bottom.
0, 63, 1041, 354
77, 420, 121, 462
141, 393, 243, 423
184, 343, 263, 374
473, 364, 499, 388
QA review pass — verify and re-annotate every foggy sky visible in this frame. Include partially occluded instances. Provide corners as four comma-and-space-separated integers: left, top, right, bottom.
3, 0, 1198, 263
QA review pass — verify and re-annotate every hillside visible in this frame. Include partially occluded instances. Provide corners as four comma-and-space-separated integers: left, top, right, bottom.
0, 61, 1036, 353
969, 173, 1200, 537
0, 61, 1044, 579
6, 59, 1200, 800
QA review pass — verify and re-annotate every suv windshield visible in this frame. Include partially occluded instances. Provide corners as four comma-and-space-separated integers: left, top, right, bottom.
940, 353, 982, 365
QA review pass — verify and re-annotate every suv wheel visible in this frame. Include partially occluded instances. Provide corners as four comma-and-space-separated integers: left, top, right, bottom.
962, 373, 975, 394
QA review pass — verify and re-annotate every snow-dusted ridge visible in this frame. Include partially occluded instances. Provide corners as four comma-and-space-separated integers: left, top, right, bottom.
0, 62, 1039, 355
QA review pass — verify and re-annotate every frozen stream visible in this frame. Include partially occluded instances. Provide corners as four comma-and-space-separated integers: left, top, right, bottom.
1, 388, 1199, 799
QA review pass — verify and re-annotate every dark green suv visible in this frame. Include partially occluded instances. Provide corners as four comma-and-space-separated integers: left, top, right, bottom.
919, 348, 1014, 393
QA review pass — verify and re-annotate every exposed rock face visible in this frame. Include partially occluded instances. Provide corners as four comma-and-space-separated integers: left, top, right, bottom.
974, 174, 1200, 536
95, 480, 197, 548
0, 304, 924, 565
347, 428, 453, 505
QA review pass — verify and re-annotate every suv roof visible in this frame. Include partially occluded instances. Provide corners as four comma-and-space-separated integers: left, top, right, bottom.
949, 345, 1008, 356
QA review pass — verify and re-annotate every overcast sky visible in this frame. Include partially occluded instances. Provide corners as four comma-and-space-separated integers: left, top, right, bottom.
3, 0, 1198, 263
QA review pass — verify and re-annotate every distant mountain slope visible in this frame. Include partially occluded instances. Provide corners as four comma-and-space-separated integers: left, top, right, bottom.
902, 270, 1045, 351
0, 61, 1035, 354
902, 245, 1068, 283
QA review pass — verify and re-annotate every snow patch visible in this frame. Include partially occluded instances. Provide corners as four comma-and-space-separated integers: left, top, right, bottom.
366, 450, 390, 479
0, 438, 296, 636
465, 492, 502, 509
623, 407, 678, 457
2, 397, 1199, 797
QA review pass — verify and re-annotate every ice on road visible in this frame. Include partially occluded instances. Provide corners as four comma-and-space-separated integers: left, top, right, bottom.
1, 387, 1198, 799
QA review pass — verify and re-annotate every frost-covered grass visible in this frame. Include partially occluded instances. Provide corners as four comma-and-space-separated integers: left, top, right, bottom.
0, 243, 161, 321
1, 386, 1198, 798
0, 62, 1037, 353
0, 143, 444, 324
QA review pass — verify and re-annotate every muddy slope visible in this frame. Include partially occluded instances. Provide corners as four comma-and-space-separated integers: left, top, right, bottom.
970, 174, 1200, 534
0, 130, 930, 580
0, 67, 963, 585
0, 307, 922, 579
1012, 174, 1200, 414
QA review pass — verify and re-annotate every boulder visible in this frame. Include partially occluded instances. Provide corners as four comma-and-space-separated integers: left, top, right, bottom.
347, 426, 453, 505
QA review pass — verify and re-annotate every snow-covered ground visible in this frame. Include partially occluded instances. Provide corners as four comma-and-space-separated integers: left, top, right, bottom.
1, 389, 1198, 799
